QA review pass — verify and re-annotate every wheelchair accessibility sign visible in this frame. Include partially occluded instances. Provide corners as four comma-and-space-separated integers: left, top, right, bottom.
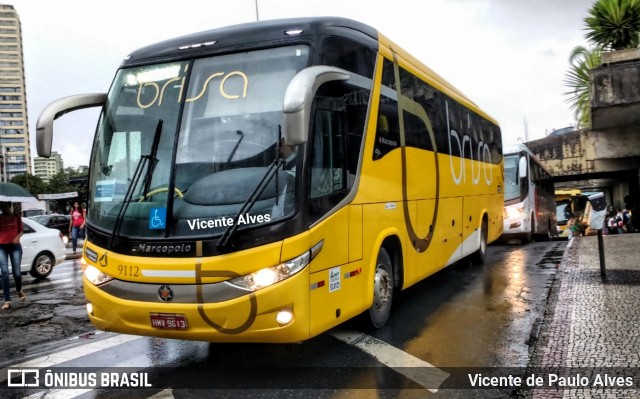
149, 208, 166, 230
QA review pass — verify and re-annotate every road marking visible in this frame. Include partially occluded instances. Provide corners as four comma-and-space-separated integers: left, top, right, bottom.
16, 354, 154, 399
4, 335, 144, 399
330, 329, 449, 392
0, 333, 143, 384
26, 277, 75, 289
21, 389, 92, 399
148, 389, 175, 399
4, 329, 445, 395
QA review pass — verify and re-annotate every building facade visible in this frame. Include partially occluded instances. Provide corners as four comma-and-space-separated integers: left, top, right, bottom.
33, 151, 63, 182
526, 49, 640, 212
0, 4, 30, 181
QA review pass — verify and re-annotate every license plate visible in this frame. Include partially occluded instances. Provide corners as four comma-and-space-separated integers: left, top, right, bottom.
150, 313, 188, 329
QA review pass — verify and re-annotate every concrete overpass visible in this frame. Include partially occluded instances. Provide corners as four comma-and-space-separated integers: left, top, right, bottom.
525, 49, 640, 211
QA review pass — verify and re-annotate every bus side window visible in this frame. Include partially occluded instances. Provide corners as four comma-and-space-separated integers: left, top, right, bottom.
373, 100, 400, 160
309, 82, 368, 223
310, 109, 343, 199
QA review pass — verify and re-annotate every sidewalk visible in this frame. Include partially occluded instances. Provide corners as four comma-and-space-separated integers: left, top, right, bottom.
532, 233, 640, 398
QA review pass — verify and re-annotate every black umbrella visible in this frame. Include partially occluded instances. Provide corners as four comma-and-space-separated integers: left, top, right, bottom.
0, 182, 37, 202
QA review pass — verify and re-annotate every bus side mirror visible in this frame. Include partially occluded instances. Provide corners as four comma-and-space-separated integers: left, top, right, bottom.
282, 66, 349, 146
36, 93, 107, 157
518, 156, 528, 179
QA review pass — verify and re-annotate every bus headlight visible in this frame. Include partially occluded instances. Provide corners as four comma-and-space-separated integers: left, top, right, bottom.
228, 251, 311, 291
84, 265, 114, 286
506, 206, 524, 220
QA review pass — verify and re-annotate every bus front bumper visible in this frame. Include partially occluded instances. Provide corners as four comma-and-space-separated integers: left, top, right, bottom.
84, 270, 311, 343
501, 216, 531, 238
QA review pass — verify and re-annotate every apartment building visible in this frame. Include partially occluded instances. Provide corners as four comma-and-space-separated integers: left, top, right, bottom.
0, 4, 30, 181
33, 151, 63, 182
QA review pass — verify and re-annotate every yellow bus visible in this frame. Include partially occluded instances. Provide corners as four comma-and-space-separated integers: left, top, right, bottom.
555, 189, 588, 237
36, 17, 503, 343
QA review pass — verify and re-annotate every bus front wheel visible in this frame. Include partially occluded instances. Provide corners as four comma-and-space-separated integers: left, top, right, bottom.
366, 248, 394, 329
523, 215, 534, 244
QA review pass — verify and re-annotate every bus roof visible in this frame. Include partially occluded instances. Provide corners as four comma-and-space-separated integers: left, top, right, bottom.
120, 16, 497, 128
122, 17, 379, 66
503, 143, 529, 155
504, 142, 553, 174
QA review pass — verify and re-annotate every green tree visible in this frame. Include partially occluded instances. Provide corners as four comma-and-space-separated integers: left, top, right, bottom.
564, 46, 602, 128
585, 0, 640, 50
46, 170, 74, 194
10, 173, 47, 197
46, 170, 76, 213
65, 165, 89, 205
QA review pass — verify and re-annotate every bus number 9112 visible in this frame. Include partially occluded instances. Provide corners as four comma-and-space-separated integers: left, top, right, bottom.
118, 264, 140, 277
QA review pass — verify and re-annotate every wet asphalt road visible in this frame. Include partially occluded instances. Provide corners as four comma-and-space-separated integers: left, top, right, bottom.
1, 239, 567, 398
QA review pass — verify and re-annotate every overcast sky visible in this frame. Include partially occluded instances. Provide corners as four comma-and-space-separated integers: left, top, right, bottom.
11, 0, 591, 168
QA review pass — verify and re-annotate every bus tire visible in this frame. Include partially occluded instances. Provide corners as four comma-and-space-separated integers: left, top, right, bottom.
522, 215, 534, 244
471, 219, 488, 265
365, 248, 394, 329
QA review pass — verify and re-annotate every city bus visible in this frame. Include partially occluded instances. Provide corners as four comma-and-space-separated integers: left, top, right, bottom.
36, 17, 503, 343
502, 143, 556, 243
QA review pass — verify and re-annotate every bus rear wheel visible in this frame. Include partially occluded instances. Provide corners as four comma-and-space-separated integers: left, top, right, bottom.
471, 219, 488, 264
365, 248, 394, 329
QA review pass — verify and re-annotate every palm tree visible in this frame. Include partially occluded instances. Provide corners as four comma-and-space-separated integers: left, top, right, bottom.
584, 0, 640, 50
564, 46, 602, 128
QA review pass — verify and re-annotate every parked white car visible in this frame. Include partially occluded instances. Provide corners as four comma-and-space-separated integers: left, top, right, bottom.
20, 217, 66, 279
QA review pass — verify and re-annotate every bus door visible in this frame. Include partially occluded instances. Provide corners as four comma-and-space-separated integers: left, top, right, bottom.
308, 103, 350, 274
307, 81, 368, 336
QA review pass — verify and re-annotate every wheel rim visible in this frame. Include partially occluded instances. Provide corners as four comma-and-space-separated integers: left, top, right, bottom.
373, 265, 392, 312
35, 255, 52, 276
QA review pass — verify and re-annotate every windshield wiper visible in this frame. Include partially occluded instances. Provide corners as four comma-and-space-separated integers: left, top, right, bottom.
141, 119, 163, 199
216, 158, 282, 251
227, 130, 244, 163
216, 126, 283, 251
109, 119, 163, 248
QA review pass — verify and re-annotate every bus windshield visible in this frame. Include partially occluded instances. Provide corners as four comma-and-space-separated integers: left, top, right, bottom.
88, 45, 310, 238
503, 153, 521, 202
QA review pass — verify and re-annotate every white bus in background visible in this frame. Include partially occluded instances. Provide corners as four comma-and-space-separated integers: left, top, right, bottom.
502, 143, 557, 243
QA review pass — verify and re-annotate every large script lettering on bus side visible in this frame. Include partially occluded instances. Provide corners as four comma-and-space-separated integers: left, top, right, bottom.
446, 101, 493, 186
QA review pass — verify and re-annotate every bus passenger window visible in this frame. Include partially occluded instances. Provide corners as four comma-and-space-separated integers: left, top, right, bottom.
309, 81, 368, 223
310, 110, 344, 199
373, 99, 400, 160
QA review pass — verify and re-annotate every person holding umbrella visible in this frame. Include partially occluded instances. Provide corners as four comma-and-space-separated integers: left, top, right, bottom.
0, 201, 25, 310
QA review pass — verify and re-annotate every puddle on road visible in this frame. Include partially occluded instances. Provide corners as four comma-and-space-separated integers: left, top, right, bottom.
536, 245, 565, 269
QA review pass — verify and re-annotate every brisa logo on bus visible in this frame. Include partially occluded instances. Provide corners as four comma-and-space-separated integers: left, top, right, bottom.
445, 101, 493, 186
136, 70, 249, 109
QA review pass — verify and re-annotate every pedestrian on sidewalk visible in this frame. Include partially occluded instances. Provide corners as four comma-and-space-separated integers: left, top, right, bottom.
69, 202, 86, 254
614, 209, 626, 234
0, 202, 25, 310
